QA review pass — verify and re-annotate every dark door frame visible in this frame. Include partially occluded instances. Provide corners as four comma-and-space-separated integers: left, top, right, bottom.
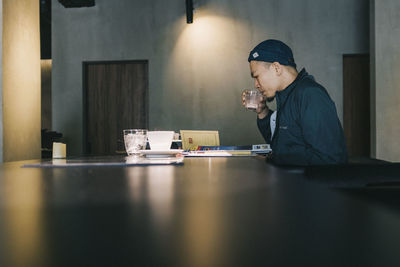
82, 60, 149, 155
343, 53, 370, 158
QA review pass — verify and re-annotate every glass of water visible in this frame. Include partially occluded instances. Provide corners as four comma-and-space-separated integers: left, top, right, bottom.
123, 129, 148, 157
244, 90, 262, 111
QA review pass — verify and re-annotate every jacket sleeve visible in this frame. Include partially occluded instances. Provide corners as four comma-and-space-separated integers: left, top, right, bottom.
257, 109, 274, 144
298, 87, 348, 164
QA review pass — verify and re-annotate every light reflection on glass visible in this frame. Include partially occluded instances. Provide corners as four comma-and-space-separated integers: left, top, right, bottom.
1, 168, 46, 266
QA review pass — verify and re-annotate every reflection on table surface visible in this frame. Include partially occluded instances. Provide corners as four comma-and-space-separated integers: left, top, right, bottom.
1, 157, 400, 266
22, 155, 184, 167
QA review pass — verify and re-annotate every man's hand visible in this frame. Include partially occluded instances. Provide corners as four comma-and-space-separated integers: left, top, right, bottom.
242, 90, 269, 119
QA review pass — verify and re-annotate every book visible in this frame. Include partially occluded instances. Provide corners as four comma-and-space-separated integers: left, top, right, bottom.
182, 144, 271, 157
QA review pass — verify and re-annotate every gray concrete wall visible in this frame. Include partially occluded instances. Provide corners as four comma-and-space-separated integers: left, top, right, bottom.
372, 0, 400, 162
52, 0, 369, 155
2, 0, 41, 162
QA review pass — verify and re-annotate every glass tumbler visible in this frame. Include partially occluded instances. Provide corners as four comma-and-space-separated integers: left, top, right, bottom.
244, 90, 262, 111
123, 129, 148, 156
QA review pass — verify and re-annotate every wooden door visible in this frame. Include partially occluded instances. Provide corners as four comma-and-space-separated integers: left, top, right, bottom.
343, 54, 370, 157
84, 61, 148, 155
41, 60, 52, 130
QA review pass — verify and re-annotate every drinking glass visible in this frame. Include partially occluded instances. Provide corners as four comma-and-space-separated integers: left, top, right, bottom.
244, 90, 262, 111
123, 129, 148, 156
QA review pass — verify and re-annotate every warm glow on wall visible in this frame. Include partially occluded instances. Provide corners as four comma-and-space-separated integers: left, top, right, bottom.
174, 13, 249, 59
165, 9, 252, 90
162, 9, 254, 128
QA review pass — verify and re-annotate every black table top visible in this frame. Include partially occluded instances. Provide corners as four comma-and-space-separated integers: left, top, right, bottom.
1, 156, 400, 267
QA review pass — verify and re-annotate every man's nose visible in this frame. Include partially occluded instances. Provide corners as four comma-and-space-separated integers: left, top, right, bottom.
254, 79, 260, 88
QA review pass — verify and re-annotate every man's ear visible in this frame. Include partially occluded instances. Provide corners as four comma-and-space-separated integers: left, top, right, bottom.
272, 62, 283, 76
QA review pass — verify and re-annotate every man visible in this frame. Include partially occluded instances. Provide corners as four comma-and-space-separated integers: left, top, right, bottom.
244, 39, 347, 165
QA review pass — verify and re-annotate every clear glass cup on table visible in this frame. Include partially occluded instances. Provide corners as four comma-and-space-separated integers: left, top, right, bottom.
123, 129, 148, 157
243, 90, 263, 111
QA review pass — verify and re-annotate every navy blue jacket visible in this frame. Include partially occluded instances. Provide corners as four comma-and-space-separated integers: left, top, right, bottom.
257, 69, 348, 165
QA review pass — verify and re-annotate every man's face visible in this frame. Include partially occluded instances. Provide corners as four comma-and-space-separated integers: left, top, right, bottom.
250, 61, 280, 98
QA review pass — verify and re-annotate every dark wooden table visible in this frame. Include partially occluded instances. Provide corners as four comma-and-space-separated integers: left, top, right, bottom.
1, 156, 400, 266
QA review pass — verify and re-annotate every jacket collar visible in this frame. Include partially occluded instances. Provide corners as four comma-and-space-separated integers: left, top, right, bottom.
276, 68, 307, 109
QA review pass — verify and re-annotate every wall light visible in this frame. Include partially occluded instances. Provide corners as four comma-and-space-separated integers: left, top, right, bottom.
186, 0, 193, 24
